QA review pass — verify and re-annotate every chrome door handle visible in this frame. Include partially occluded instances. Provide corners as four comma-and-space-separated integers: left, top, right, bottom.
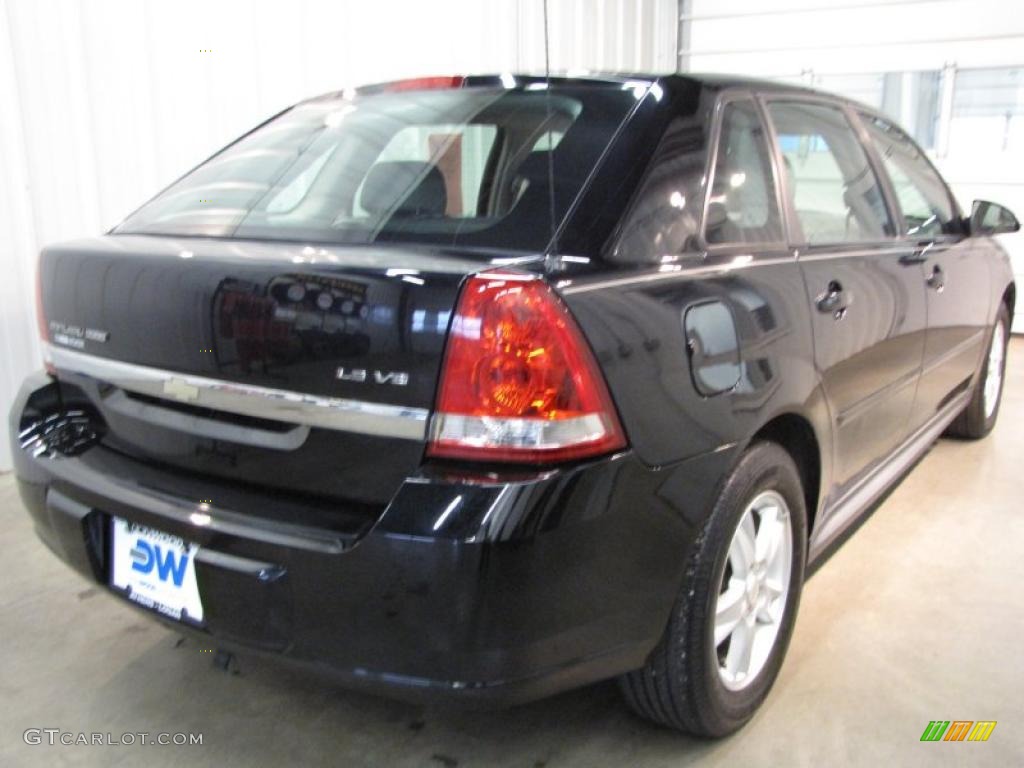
816, 280, 847, 318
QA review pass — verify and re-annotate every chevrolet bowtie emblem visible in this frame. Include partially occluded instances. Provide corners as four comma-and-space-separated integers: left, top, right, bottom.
163, 378, 200, 402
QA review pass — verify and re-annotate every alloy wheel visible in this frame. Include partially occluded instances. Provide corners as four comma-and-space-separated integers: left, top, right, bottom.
714, 490, 793, 691
984, 319, 1006, 420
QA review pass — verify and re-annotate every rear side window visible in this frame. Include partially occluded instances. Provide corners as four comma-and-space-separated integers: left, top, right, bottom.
860, 113, 957, 236
607, 117, 707, 263
767, 101, 893, 244
115, 86, 637, 253
705, 100, 783, 245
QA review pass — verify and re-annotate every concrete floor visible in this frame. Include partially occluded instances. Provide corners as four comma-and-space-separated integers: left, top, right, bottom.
2, 343, 1023, 767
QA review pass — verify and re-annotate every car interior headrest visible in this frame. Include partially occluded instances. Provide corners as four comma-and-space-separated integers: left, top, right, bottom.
360, 161, 447, 218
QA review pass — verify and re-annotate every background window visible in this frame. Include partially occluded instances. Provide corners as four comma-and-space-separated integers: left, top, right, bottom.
704, 100, 782, 245
952, 67, 1024, 154
530, 129, 565, 152
861, 114, 956, 236
777, 71, 941, 150
768, 101, 892, 244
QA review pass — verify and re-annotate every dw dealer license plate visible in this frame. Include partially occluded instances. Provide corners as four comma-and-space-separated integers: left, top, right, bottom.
110, 518, 204, 624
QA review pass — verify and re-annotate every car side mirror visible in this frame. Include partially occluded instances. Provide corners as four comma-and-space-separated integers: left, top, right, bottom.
969, 200, 1021, 236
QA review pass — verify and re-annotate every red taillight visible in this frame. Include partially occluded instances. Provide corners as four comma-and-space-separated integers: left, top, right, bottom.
383, 76, 464, 92
427, 271, 627, 463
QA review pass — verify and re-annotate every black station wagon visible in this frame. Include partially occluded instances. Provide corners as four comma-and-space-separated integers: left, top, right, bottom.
11, 73, 1018, 736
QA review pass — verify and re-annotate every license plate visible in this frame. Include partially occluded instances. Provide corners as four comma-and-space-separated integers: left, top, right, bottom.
110, 518, 204, 624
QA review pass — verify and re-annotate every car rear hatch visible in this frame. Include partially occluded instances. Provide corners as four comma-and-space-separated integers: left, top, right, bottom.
28, 76, 648, 528
38, 235, 485, 510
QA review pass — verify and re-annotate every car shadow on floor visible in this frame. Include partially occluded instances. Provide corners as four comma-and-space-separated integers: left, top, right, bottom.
91, 626, 732, 767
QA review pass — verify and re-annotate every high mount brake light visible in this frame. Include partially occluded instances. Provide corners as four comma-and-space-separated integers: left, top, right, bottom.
382, 76, 465, 92
427, 271, 627, 463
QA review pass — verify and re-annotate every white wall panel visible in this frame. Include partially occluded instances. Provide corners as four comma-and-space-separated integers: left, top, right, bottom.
0, 0, 42, 474
0, 0, 677, 470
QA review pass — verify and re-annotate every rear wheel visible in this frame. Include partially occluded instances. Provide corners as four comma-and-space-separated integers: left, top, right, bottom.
619, 441, 807, 736
947, 303, 1010, 439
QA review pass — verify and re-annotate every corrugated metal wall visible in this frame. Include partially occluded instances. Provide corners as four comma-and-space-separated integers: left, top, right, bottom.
0, 0, 677, 471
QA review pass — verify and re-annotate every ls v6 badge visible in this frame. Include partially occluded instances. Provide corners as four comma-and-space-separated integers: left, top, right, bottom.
337, 367, 409, 386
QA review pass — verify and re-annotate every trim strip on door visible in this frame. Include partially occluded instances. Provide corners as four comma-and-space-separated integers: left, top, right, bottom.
810, 387, 971, 562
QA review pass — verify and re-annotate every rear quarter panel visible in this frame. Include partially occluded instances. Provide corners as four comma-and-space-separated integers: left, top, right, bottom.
560, 255, 833, 492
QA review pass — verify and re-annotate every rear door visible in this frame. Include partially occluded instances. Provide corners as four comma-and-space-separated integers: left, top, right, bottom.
857, 112, 989, 433
763, 97, 928, 489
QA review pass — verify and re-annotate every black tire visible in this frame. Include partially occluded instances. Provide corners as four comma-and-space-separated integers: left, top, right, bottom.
946, 303, 1010, 440
619, 441, 807, 737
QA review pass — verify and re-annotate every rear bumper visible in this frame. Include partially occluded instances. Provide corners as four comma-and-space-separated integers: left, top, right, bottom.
10, 372, 732, 706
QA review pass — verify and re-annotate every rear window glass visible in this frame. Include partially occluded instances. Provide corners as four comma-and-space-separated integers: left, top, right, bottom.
115, 86, 637, 252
